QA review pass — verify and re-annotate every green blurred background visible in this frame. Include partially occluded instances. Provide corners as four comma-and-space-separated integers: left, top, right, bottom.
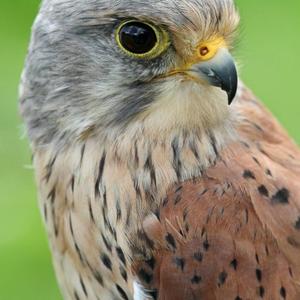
0, 1, 299, 299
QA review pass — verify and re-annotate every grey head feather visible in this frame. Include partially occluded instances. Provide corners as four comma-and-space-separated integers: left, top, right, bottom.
19, 0, 238, 146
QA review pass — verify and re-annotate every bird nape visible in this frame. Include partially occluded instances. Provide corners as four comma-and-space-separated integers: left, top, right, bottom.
19, 0, 300, 300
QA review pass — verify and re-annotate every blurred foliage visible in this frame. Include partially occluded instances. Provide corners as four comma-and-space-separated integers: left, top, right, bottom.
0, 1, 299, 299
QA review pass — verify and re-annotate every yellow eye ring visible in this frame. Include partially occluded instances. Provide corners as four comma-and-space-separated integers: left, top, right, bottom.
115, 20, 170, 59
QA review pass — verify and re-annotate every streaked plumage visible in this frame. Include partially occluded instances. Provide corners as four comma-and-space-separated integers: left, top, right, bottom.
20, 0, 300, 299
135, 86, 300, 299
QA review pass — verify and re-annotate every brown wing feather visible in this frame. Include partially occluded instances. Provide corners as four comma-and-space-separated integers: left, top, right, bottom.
134, 86, 300, 300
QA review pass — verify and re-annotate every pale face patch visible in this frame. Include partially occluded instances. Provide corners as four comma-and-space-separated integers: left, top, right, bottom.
137, 77, 231, 138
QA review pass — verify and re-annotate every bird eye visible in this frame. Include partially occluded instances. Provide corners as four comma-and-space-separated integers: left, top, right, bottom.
116, 20, 169, 59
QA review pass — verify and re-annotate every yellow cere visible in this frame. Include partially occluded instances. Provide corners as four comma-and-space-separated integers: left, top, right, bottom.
162, 37, 227, 79
196, 37, 227, 61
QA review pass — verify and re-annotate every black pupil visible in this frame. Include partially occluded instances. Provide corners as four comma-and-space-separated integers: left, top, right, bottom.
119, 22, 157, 54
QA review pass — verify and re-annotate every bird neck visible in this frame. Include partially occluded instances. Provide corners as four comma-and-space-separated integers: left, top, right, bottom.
102, 119, 236, 192
31, 110, 236, 300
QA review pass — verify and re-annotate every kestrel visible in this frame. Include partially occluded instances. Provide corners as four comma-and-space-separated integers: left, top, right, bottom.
20, 0, 300, 299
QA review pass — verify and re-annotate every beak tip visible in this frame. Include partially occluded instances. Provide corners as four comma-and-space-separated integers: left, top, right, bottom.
227, 95, 235, 105
192, 48, 238, 106
226, 83, 238, 105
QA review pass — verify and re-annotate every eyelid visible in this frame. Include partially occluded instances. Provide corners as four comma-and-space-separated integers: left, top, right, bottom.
115, 20, 170, 59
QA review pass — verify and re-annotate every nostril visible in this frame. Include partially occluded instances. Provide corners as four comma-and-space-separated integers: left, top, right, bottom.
200, 46, 209, 56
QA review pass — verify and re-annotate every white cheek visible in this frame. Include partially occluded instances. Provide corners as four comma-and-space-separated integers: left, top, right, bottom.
139, 78, 229, 135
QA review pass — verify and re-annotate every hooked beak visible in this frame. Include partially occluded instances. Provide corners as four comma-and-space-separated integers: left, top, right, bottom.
189, 48, 238, 105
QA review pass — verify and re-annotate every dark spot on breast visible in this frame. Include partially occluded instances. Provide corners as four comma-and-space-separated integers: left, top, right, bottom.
116, 247, 126, 266
265, 245, 270, 256
259, 286, 265, 298
162, 197, 168, 206
240, 141, 250, 148
137, 229, 154, 250
116, 284, 129, 300
230, 259, 238, 270
235, 297, 242, 300
203, 239, 210, 251
256, 269, 262, 282
258, 185, 269, 197
194, 221, 202, 236
210, 134, 219, 157
220, 207, 225, 216
44, 154, 57, 183
252, 157, 261, 166
173, 257, 185, 271
47, 187, 56, 203
295, 217, 300, 230
103, 189, 107, 210
145, 256, 156, 269
133, 141, 139, 167
172, 137, 182, 179
88, 198, 95, 223
289, 154, 295, 159
80, 144, 86, 166
95, 152, 106, 197
116, 200, 122, 221
255, 253, 260, 264
189, 139, 200, 160
265, 169, 272, 177
79, 276, 88, 296
191, 274, 202, 284
101, 234, 112, 253
218, 271, 228, 286
148, 289, 158, 300
145, 155, 157, 188
92, 270, 103, 286
174, 193, 181, 205
253, 122, 263, 132
289, 267, 293, 278
134, 181, 142, 199
120, 266, 128, 282
280, 287, 286, 299
154, 208, 160, 221
243, 170, 256, 180
198, 188, 208, 198
74, 291, 80, 300
185, 223, 190, 233
138, 268, 153, 284
43, 204, 48, 222
183, 208, 188, 221
287, 236, 300, 248
194, 251, 203, 262
271, 188, 289, 204
175, 185, 183, 193
66, 216, 72, 236
70, 175, 75, 192
101, 253, 112, 270
165, 233, 177, 250
74, 242, 84, 263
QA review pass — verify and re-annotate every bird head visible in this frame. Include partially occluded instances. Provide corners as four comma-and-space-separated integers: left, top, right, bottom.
20, 0, 240, 146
